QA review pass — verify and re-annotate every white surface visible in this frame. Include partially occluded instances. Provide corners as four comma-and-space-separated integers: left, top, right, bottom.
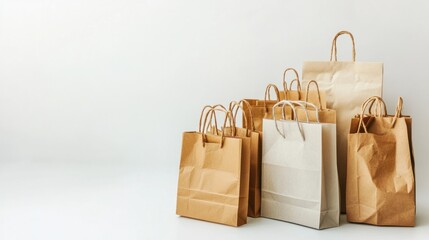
1, 163, 428, 240
0, 0, 429, 239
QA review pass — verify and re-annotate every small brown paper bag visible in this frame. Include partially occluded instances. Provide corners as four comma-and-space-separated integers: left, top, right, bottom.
347, 96, 415, 226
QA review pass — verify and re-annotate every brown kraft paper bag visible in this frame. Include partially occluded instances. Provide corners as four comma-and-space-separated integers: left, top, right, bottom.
229, 100, 262, 217
347, 96, 415, 226
176, 108, 251, 226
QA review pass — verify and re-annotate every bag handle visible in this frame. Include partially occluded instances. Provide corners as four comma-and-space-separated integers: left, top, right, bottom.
228, 101, 250, 137
304, 80, 324, 110
391, 97, 404, 127
357, 96, 405, 133
357, 96, 403, 133
199, 105, 216, 133
282, 68, 301, 100
359, 96, 386, 117
289, 79, 302, 97
272, 100, 305, 141
198, 104, 227, 133
367, 97, 387, 117
290, 101, 309, 123
289, 79, 301, 91
330, 30, 356, 62
201, 108, 235, 148
292, 100, 320, 123
229, 99, 255, 135
263, 84, 281, 113
204, 105, 234, 135
395, 97, 403, 118
357, 96, 388, 133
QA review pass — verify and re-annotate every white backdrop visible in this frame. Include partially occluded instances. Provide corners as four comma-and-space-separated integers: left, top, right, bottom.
1, 0, 428, 239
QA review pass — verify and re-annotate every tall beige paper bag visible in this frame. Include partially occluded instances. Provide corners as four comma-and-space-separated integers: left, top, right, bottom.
302, 31, 383, 212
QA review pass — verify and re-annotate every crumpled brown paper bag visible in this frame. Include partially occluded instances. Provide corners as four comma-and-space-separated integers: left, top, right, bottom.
347, 96, 415, 226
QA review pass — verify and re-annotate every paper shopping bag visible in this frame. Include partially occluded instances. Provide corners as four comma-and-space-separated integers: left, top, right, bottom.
302, 31, 383, 213
229, 100, 262, 217
176, 108, 250, 227
347, 97, 415, 226
261, 101, 339, 229
279, 67, 327, 109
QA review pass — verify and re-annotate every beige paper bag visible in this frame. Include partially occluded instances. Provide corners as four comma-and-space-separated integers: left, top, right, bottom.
347, 97, 415, 226
302, 31, 383, 213
279, 67, 327, 109
261, 101, 339, 229
176, 108, 250, 227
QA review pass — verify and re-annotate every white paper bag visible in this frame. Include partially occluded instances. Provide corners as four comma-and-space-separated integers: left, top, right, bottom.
261, 101, 339, 229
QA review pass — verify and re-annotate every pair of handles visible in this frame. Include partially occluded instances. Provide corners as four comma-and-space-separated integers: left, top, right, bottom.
272, 100, 320, 141
264, 80, 324, 112
198, 105, 234, 148
198, 100, 256, 148
228, 100, 256, 133
356, 96, 404, 133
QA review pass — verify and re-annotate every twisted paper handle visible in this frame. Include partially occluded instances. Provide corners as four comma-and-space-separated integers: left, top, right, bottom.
263, 84, 281, 113
272, 100, 305, 141
330, 30, 356, 62
201, 108, 235, 148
